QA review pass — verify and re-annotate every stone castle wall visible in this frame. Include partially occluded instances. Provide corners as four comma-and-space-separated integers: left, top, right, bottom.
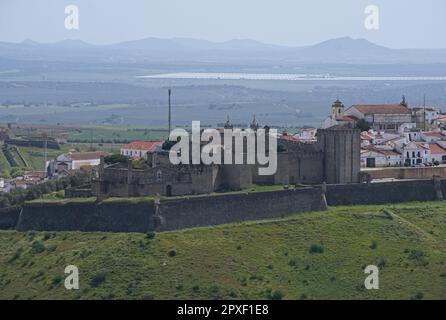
326, 179, 444, 205
157, 187, 326, 231
364, 166, 446, 181
1, 179, 442, 233
2, 187, 327, 233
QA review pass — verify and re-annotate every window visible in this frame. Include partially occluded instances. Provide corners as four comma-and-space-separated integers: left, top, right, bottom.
156, 170, 162, 183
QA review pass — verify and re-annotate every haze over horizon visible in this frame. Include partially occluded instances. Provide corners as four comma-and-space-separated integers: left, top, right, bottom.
1, 0, 446, 49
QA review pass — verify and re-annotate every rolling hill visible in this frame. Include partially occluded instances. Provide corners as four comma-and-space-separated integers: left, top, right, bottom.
1, 36, 446, 64
0, 201, 445, 300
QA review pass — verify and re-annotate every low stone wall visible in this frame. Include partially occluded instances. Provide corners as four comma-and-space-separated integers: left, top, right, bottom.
364, 166, 446, 180
326, 179, 440, 206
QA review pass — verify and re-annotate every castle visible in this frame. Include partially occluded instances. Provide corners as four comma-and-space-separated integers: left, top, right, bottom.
92, 118, 361, 198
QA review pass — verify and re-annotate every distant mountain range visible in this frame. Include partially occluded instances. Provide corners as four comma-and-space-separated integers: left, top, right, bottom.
1, 36, 446, 64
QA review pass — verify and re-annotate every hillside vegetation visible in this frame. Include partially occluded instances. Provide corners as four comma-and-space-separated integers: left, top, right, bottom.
0, 202, 445, 300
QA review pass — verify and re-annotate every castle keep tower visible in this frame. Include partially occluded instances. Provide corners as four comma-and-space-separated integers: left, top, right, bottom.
317, 127, 361, 184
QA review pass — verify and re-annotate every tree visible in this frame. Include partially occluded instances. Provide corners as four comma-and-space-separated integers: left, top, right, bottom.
356, 119, 371, 132
0, 169, 11, 179
104, 154, 129, 165
10, 168, 24, 178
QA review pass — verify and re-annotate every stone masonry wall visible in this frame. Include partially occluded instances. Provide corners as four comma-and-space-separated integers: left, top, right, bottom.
326, 180, 440, 206
0, 179, 444, 233
7, 187, 327, 233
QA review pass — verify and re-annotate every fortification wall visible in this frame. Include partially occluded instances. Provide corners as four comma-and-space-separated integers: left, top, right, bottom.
6, 187, 326, 233
16, 201, 155, 233
157, 187, 327, 231
1, 179, 444, 233
364, 166, 446, 180
326, 180, 439, 206
0, 207, 21, 229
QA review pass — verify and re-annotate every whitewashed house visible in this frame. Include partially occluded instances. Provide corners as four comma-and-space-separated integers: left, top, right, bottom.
428, 143, 446, 164
120, 141, 164, 159
398, 142, 430, 166
361, 148, 402, 168
420, 131, 445, 143
412, 107, 440, 124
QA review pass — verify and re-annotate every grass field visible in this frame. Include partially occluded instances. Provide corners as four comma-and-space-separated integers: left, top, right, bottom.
68, 128, 167, 143
0, 202, 445, 300
0, 143, 120, 174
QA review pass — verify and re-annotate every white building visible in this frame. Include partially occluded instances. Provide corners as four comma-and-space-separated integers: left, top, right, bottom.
120, 141, 164, 159
47, 151, 107, 176
324, 99, 357, 129
412, 107, 440, 124
428, 143, 446, 164
398, 142, 430, 166
361, 148, 402, 168
420, 131, 445, 143
344, 100, 413, 131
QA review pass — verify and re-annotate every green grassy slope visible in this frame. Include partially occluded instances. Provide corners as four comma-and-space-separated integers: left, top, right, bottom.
0, 202, 445, 300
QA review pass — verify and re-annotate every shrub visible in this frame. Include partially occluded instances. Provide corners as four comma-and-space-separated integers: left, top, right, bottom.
175, 284, 183, 291
145, 232, 156, 240
52, 275, 62, 286
411, 292, 424, 300
288, 258, 299, 267
377, 258, 387, 269
407, 249, 428, 266
42, 232, 55, 241
30, 240, 45, 254
8, 248, 23, 263
266, 289, 283, 300
46, 244, 57, 252
168, 250, 177, 257
90, 271, 108, 288
309, 244, 324, 254
104, 154, 129, 165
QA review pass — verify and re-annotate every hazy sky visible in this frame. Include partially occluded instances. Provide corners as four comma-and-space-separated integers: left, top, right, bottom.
1, 0, 445, 48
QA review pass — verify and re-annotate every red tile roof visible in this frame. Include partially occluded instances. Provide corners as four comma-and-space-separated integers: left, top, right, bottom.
121, 141, 164, 152
429, 143, 446, 155
338, 116, 357, 121
279, 135, 300, 142
350, 104, 411, 115
423, 131, 444, 138
68, 151, 108, 161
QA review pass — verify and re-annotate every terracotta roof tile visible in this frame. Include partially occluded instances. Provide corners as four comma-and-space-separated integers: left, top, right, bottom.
121, 141, 164, 151
67, 151, 108, 161
350, 104, 411, 115
429, 143, 446, 154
